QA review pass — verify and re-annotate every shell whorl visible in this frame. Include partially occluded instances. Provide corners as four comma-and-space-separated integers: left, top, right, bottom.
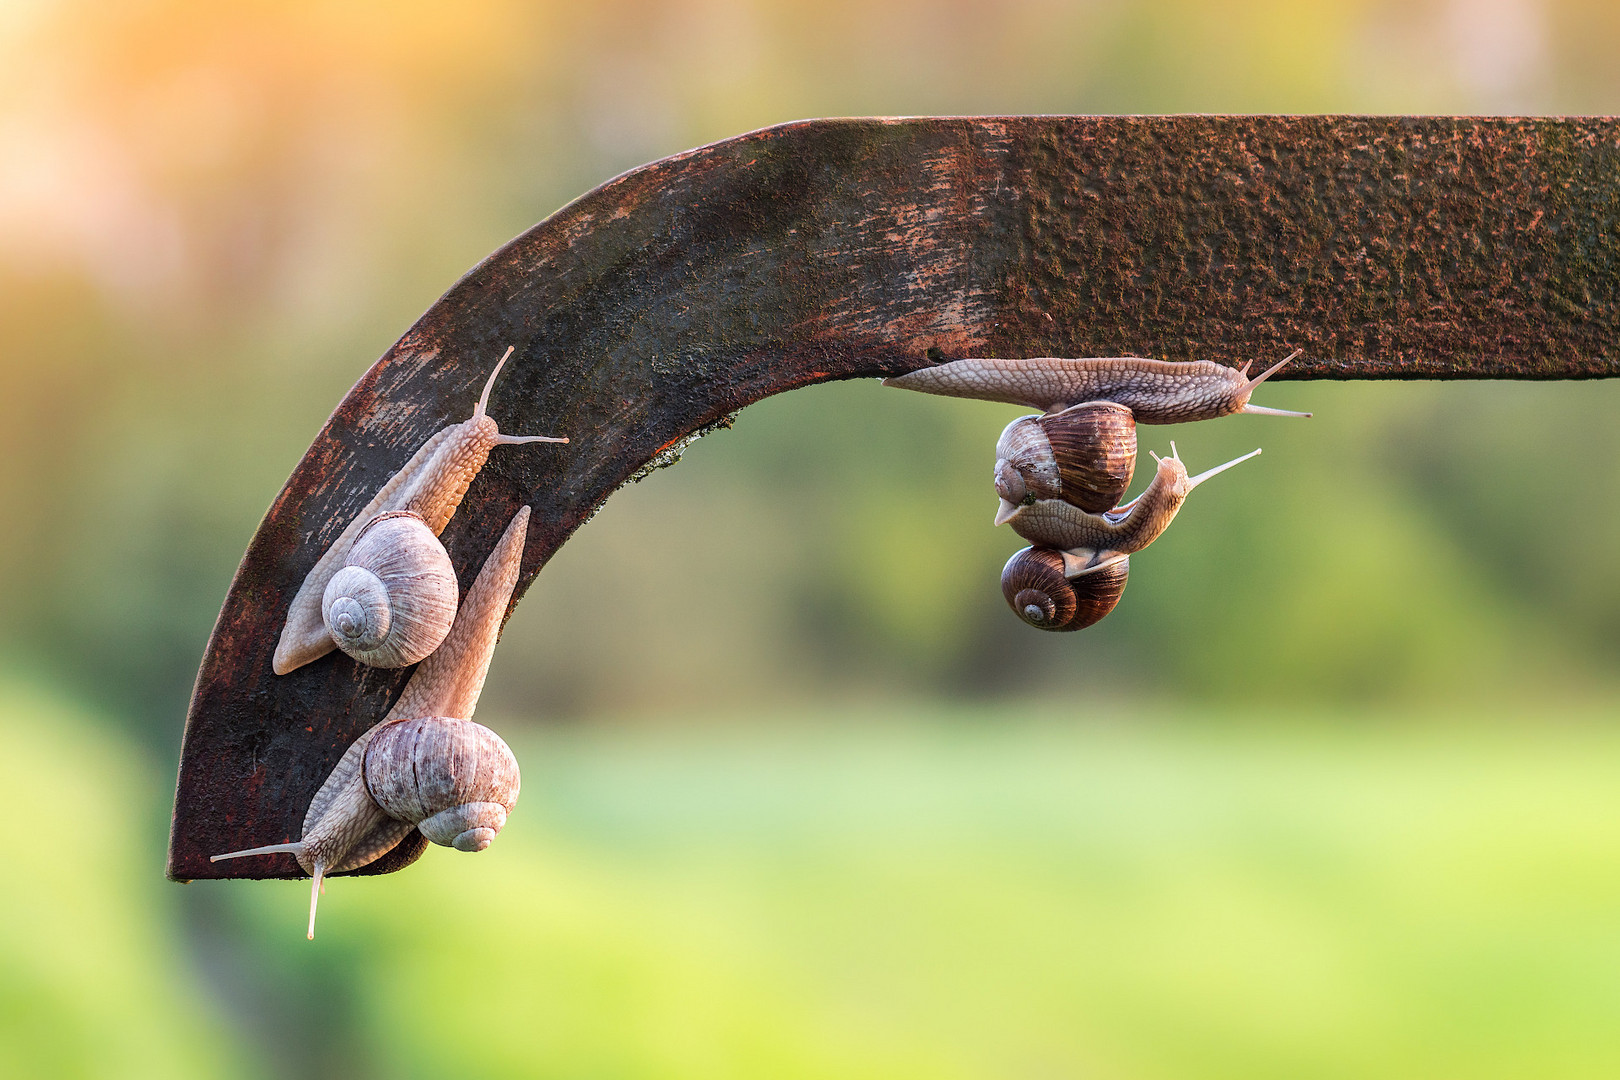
364, 717, 521, 852
994, 418, 1061, 505
996, 402, 1136, 515
321, 511, 459, 668
1000, 547, 1128, 632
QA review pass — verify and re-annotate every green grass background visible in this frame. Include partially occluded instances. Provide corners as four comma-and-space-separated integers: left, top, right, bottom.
10, 678, 1620, 1078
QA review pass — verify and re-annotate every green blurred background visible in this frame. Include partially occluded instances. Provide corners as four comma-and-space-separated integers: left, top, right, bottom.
4, 1, 1620, 1077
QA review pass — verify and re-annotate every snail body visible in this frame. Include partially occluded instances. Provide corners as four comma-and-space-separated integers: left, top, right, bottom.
217, 505, 531, 938
884, 351, 1310, 422
210, 718, 520, 939
273, 347, 565, 675
366, 717, 520, 852
1001, 546, 1128, 631
1002, 444, 1261, 568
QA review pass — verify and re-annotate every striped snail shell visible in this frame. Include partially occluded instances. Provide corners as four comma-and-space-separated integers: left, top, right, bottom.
321, 511, 459, 668
365, 717, 520, 851
1000, 546, 1129, 631
994, 401, 1136, 520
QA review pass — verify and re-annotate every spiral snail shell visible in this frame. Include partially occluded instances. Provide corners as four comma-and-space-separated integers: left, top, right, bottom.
366, 717, 520, 852
1001, 546, 1128, 631
273, 346, 565, 675
321, 511, 459, 668
994, 401, 1136, 521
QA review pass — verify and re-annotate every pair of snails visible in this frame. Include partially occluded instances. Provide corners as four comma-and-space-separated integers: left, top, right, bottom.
885, 351, 1311, 630
219, 348, 566, 939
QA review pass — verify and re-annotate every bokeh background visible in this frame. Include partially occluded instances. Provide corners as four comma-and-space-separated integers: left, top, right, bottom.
5, 1, 1620, 1077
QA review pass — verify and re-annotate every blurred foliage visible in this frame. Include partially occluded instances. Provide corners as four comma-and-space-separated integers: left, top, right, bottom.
13, 680, 1620, 1079
3, 0, 1620, 1076
0, 679, 246, 1078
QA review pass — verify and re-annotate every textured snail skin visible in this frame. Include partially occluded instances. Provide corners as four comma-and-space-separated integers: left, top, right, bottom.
297, 730, 412, 874
1005, 447, 1260, 567
273, 350, 563, 675
884, 355, 1307, 423
395, 412, 512, 531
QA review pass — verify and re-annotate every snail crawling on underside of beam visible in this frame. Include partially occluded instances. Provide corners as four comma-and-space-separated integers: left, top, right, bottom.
883, 352, 1312, 631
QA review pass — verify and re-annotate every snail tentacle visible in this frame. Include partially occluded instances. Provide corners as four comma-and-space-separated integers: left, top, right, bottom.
477, 345, 570, 443
211, 842, 304, 861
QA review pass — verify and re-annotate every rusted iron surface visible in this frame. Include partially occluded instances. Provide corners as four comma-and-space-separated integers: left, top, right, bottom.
170, 115, 1620, 881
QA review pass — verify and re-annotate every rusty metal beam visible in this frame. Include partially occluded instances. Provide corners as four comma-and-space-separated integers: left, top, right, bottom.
169, 115, 1620, 882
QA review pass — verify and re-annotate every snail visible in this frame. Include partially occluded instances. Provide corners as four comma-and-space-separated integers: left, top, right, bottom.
1001, 546, 1129, 631
273, 346, 566, 675
320, 510, 459, 668
1001, 442, 1261, 570
883, 350, 1311, 422
215, 504, 531, 938
993, 400, 1136, 520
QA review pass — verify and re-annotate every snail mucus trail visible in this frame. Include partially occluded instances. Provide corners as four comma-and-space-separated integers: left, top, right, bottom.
884, 352, 1311, 631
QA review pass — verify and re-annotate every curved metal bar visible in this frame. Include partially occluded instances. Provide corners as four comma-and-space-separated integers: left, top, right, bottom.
168, 115, 1620, 880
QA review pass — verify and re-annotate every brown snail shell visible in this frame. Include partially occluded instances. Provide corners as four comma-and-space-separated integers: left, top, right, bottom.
1000, 546, 1128, 632
321, 511, 459, 668
995, 402, 1136, 516
365, 717, 520, 852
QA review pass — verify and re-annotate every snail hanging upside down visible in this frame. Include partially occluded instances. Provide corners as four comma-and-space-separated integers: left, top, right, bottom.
885, 351, 1311, 631
883, 352, 1310, 421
